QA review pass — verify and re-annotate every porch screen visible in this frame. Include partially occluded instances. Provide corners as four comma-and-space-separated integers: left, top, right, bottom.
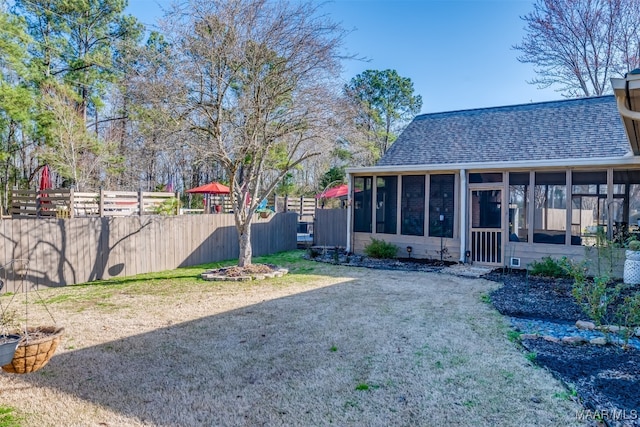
508, 172, 529, 242
428, 174, 454, 238
401, 175, 425, 236
571, 171, 607, 246
533, 172, 567, 244
353, 176, 372, 233
376, 176, 398, 234
613, 170, 640, 243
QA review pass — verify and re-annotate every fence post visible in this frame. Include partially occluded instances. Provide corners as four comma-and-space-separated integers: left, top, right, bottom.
299, 196, 304, 221
175, 191, 180, 215
284, 195, 289, 212
69, 188, 75, 219
99, 188, 105, 217
36, 190, 41, 218
138, 189, 143, 216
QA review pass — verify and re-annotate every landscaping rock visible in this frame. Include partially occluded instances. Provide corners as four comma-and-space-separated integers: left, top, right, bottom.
598, 325, 621, 333
575, 320, 596, 330
201, 265, 288, 282
589, 337, 607, 346
561, 336, 587, 345
520, 333, 539, 340
487, 270, 640, 419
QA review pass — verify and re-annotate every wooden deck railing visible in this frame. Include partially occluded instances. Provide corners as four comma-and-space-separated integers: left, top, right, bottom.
10, 189, 178, 218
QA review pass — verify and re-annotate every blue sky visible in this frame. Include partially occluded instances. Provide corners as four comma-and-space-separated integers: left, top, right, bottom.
126, 0, 560, 114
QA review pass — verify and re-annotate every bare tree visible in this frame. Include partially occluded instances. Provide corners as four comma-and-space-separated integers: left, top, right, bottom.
164, 0, 346, 266
515, 0, 640, 97
40, 84, 109, 190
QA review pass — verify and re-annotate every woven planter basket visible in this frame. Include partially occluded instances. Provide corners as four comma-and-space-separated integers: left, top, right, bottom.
2, 326, 64, 374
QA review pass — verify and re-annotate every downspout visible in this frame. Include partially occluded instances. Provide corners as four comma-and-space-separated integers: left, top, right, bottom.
615, 92, 640, 120
346, 172, 352, 253
459, 169, 467, 263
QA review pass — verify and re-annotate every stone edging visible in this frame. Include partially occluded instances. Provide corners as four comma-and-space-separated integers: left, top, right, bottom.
516, 319, 640, 349
201, 267, 289, 282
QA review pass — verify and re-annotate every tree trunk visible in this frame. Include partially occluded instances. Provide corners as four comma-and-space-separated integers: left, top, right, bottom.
238, 224, 252, 267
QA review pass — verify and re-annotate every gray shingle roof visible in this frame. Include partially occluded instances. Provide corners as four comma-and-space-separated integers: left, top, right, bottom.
377, 95, 631, 167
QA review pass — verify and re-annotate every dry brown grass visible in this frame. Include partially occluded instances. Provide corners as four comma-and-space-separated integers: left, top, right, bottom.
0, 255, 587, 426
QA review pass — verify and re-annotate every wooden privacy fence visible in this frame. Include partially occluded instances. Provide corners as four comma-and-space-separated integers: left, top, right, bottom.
11, 189, 178, 218
180, 194, 317, 218
314, 208, 347, 248
274, 196, 316, 220
0, 212, 297, 291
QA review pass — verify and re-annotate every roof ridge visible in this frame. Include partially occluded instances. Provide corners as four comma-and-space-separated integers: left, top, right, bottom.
376, 95, 629, 167
415, 95, 615, 119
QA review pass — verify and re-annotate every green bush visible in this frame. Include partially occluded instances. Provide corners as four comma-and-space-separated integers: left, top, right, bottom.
628, 239, 640, 251
572, 275, 619, 326
364, 238, 398, 259
528, 256, 570, 278
616, 292, 640, 346
153, 197, 180, 215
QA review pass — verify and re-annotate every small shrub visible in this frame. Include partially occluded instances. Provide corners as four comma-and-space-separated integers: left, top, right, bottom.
616, 292, 640, 346
307, 246, 321, 258
363, 238, 398, 259
628, 240, 640, 251
572, 275, 620, 326
528, 256, 570, 278
562, 258, 588, 286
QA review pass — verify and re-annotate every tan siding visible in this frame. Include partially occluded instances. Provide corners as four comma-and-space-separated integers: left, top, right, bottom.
505, 242, 624, 277
353, 232, 461, 261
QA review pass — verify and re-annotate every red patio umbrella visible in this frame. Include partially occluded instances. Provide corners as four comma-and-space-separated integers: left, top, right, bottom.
186, 182, 230, 194
39, 165, 52, 191
186, 181, 230, 213
316, 183, 348, 199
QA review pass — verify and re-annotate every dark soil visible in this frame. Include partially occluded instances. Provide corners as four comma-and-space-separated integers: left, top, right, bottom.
488, 271, 640, 426
485, 270, 585, 322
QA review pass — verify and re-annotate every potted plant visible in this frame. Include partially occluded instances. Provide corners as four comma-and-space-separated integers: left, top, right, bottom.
0, 259, 64, 374
256, 207, 272, 218
624, 239, 640, 284
0, 334, 21, 366
0, 309, 21, 366
2, 326, 65, 374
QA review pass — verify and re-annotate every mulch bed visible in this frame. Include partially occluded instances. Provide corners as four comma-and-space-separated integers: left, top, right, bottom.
487, 270, 640, 426
216, 264, 276, 277
201, 264, 288, 281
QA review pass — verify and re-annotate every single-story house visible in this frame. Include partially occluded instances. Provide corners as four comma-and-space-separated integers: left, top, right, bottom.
345, 80, 640, 268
